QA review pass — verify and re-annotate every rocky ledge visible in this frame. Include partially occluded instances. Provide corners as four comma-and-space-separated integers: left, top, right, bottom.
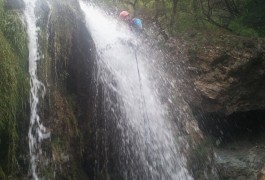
165, 34, 265, 179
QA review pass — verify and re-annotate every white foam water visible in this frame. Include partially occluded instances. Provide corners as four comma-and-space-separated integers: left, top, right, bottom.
80, 1, 193, 179
23, 0, 50, 179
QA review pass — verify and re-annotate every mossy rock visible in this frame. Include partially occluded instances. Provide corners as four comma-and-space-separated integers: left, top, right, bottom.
0, 0, 29, 177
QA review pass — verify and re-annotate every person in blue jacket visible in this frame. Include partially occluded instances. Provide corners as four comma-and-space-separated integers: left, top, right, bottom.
130, 18, 143, 34
119, 11, 143, 34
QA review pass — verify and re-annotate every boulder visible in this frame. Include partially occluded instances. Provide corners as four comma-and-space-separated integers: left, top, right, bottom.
188, 38, 265, 115
166, 36, 265, 115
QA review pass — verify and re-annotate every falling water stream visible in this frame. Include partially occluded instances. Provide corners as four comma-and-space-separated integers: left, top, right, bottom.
22, 0, 193, 178
23, 0, 50, 179
80, 1, 193, 179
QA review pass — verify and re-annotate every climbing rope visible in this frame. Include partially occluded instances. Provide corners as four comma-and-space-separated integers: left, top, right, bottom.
134, 47, 149, 123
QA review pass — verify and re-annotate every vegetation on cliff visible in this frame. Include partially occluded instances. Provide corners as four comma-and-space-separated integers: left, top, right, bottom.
0, 0, 29, 178
103, 0, 265, 39
1, 0, 97, 178
34, 0, 97, 179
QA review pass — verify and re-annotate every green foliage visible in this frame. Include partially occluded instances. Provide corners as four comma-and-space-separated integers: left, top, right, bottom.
1, 11, 28, 59
0, 28, 18, 173
0, 0, 29, 177
100, 0, 265, 38
229, 20, 259, 37
232, 0, 265, 36
0, 167, 6, 179
52, 137, 64, 148
42, 166, 54, 180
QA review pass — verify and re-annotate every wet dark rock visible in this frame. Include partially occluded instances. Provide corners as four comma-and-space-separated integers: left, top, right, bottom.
35, 0, 97, 179
215, 140, 265, 180
166, 34, 265, 179
185, 37, 265, 115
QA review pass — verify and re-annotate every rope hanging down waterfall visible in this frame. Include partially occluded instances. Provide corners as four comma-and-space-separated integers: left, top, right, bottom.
134, 47, 152, 180
133, 47, 149, 123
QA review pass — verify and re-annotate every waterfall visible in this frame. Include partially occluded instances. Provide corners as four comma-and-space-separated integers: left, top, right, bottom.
23, 0, 50, 179
80, 1, 193, 179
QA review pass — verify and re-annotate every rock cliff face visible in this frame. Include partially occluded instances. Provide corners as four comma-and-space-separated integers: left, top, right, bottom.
166, 34, 265, 179
35, 0, 98, 179
1, 0, 99, 178
166, 35, 265, 115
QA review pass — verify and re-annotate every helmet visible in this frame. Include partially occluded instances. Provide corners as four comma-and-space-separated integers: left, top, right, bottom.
119, 11, 129, 20
131, 18, 143, 30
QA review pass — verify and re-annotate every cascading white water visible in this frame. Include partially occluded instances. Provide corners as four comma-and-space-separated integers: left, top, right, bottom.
23, 0, 50, 179
80, 1, 193, 179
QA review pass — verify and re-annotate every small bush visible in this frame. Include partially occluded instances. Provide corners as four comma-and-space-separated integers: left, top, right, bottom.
229, 19, 259, 37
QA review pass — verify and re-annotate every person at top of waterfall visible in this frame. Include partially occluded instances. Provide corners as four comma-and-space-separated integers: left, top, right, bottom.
119, 10, 131, 23
119, 11, 144, 49
130, 18, 143, 34
119, 11, 143, 33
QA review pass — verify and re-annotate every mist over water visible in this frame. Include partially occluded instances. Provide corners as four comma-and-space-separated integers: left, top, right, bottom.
80, 1, 193, 179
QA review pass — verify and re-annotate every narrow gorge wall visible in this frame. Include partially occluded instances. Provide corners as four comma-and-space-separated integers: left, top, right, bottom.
35, 0, 98, 178
166, 35, 265, 179
0, 0, 100, 178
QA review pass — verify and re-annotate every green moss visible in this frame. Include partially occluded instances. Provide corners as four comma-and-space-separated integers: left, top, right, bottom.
35, 2, 82, 178
51, 136, 64, 150
0, 167, 6, 179
229, 20, 259, 37
0, 0, 29, 177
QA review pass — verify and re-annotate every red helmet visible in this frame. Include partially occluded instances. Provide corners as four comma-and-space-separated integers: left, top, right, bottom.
119, 11, 129, 20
